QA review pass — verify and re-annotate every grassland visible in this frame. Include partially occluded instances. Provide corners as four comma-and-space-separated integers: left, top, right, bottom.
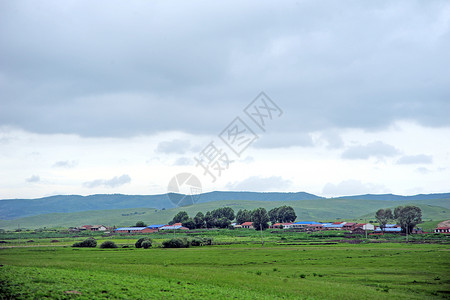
1, 239, 449, 299
1, 198, 449, 230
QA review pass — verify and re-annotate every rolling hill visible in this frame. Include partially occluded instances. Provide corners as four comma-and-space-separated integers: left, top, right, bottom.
1, 191, 449, 221
0, 198, 448, 230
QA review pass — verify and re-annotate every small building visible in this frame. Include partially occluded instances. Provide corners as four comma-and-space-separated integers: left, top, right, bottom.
343, 223, 356, 231
147, 224, 166, 231
306, 224, 324, 231
241, 222, 254, 229
291, 221, 322, 229
159, 225, 189, 231
323, 224, 342, 230
91, 225, 107, 231
115, 226, 161, 234
354, 223, 374, 231
435, 227, 450, 233
80, 225, 92, 230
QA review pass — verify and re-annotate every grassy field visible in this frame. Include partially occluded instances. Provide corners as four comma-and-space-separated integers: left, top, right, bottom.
1, 198, 449, 230
1, 241, 449, 299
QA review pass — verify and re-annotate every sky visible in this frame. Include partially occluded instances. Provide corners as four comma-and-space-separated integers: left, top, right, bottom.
1, 0, 449, 199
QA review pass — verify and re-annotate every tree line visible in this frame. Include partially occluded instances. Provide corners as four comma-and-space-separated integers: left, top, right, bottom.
376, 205, 422, 234
169, 205, 297, 231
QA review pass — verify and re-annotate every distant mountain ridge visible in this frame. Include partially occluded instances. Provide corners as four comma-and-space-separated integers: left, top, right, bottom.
0, 191, 449, 221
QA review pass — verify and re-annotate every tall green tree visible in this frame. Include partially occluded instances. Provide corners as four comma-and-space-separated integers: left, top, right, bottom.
171, 211, 189, 224
375, 208, 393, 232
278, 206, 297, 223
182, 218, 196, 230
394, 206, 422, 235
194, 212, 205, 229
135, 221, 147, 227
204, 211, 215, 228
211, 207, 235, 221
236, 209, 252, 224
268, 207, 279, 223
252, 207, 269, 247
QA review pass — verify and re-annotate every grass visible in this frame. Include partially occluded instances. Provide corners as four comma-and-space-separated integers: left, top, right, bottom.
1, 198, 449, 230
1, 242, 449, 299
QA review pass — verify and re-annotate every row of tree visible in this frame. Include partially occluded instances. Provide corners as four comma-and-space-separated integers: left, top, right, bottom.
170, 207, 236, 229
375, 205, 422, 234
169, 205, 296, 231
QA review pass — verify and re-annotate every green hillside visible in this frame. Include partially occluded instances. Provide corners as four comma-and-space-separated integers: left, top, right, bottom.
1, 198, 449, 230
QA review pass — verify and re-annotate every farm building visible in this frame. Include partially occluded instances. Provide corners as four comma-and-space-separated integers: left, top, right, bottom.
435, 227, 450, 233
159, 224, 189, 230
147, 224, 166, 230
79, 225, 92, 230
90, 225, 107, 231
291, 221, 322, 229
343, 223, 356, 230
375, 227, 402, 233
323, 223, 344, 230
353, 223, 375, 231
241, 222, 254, 229
114, 227, 158, 234
306, 224, 324, 231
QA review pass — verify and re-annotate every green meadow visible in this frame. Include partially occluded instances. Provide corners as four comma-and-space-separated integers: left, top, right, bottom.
1, 231, 449, 299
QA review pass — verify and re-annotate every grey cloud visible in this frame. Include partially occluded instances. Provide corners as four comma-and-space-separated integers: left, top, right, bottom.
322, 179, 387, 196
156, 140, 191, 154
341, 141, 399, 160
397, 154, 432, 164
319, 130, 344, 149
26, 175, 40, 183
226, 176, 292, 192
83, 174, 131, 188
0, 1, 449, 138
53, 160, 78, 168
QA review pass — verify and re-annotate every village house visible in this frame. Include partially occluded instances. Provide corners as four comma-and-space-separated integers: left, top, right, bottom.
90, 225, 107, 231
343, 223, 356, 230
306, 224, 324, 231
159, 223, 189, 231
114, 227, 157, 234
435, 227, 450, 233
290, 221, 322, 229
241, 222, 254, 229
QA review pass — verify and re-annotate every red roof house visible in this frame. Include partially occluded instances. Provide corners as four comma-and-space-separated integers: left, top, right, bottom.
241, 222, 254, 229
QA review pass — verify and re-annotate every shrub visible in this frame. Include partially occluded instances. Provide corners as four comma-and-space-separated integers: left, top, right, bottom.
72, 237, 97, 248
190, 237, 204, 246
100, 241, 118, 249
162, 238, 190, 248
203, 237, 213, 245
141, 240, 152, 249
135, 238, 152, 248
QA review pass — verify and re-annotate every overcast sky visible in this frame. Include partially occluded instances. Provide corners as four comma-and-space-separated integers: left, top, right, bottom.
1, 0, 449, 199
